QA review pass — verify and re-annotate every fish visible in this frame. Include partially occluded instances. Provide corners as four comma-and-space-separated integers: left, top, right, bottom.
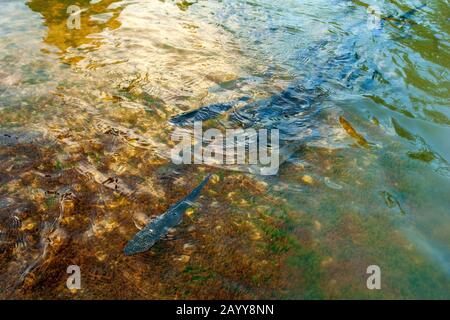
228, 84, 329, 136
169, 3, 427, 131
123, 174, 212, 255
339, 116, 372, 148
165, 4, 425, 175
169, 97, 250, 126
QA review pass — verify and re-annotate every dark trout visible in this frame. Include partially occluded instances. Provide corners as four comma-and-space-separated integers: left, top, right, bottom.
124, 174, 212, 255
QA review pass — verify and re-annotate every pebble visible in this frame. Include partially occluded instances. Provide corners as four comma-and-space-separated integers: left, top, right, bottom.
321, 256, 334, 267
302, 175, 314, 185
183, 243, 196, 253
175, 255, 190, 263
95, 251, 108, 262
210, 174, 220, 184
314, 220, 322, 231
185, 208, 195, 217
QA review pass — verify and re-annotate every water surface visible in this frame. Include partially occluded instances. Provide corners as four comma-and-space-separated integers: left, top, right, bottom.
0, 0, 449, 299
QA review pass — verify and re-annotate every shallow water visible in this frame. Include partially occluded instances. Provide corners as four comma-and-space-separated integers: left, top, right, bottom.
0, 0, 449, 299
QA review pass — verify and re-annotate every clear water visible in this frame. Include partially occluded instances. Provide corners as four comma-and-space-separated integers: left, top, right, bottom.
0, 0, 449, 299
